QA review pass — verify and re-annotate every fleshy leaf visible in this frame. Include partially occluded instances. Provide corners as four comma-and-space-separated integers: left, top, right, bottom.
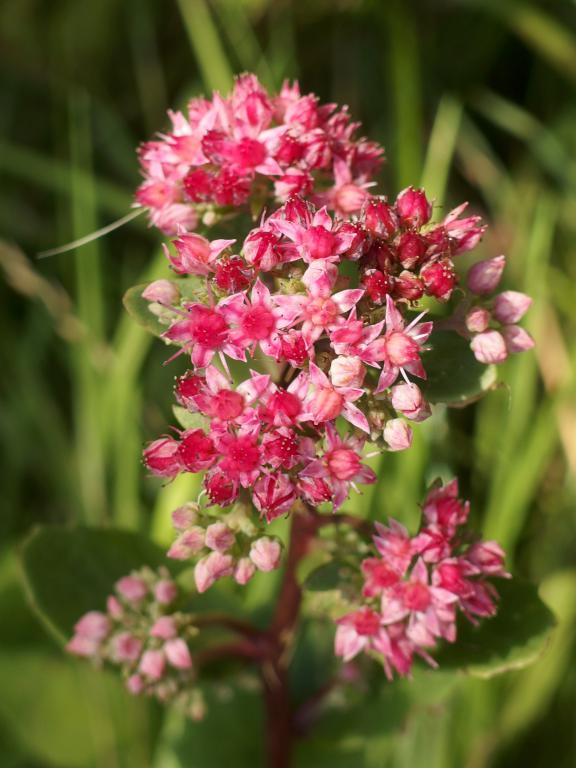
173, 405, 209, 431
20, 526, 170, 642
434, 580, 555, 678
422, 330, 498, 405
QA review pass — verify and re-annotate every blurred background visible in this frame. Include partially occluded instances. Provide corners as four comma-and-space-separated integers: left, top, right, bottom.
1, 0, 575, 766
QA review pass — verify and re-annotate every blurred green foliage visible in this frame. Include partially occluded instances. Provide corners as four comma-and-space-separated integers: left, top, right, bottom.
1, 0, 575, 765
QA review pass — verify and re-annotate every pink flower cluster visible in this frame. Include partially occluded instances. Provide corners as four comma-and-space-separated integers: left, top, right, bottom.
135, 74, 383, 234
335, 480, 509, 679
167, 503, 282, 591
465, 256, 534, 364
67, 568, 198, 711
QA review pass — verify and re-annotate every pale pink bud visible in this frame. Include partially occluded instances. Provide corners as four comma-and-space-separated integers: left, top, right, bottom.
150, 616, 177, 639
164, 638, 193, 670
66, 634, 99, 657
390, 383, 423, 420
168, 526, 205, 560
467, 541, 509, 577
112, 632, 142, 662
139, 649, 165, 680
74, 611, 110, 641
234, 557, 256, 585
334, 183, 369, 214
470, 330, 508, 364
126, 674, 144, 695
107, 595, 123, 619
142, 279, 179, 305
194, 551, 234, 593
116, 575, 148, 603
502, 325, 534, 354
172, 504, 198, 530
249, 537, 282, 572
383, 419, 412, 451
330, 356, 365, 388
493, 291, 532, 324
467, 255, 505, 295
309, 386, 344, 422
465, 306, 491, 334
396, 187, 432, 228
154, 579, 178, 605
204, 522, 235, 552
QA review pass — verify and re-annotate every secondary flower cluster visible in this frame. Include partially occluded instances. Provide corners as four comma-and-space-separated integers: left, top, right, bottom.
167, 502, 282, 591
136, 74, 383, 234
335, 480, 509, 679
465, 255, 534, 364
67, 568, 198, 713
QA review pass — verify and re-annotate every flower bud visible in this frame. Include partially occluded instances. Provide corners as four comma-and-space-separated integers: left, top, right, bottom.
250, 537, 282, 572
116, 576, 148, 604
126, 675, 144, 695
383, 419, 413, 451
143, 438, 182, 478
502, 325, 534, 354
234, 557, 256, 585
74, 611, 110, 641
361, 268, 393, 304
363, 198, 398, 238
204, 522, 235, 552
467, 541, 508, 577
204, 470, 240, 507
171, 504, 199, 531
390, 384, 429, 421
142, 279, 180, 305
330, 356, 365, 388
397, 233, 427, 268
164, 638, 193, 670
396, 187, 432, 228
154, 579, 178, 605
112, 632, 142, 662
167, 526, 206, 560
470, 330, 508, 364
139, 649, 165, 681
465, 307, 490, 334
194, 552, 234, 593
467, 255, 505, 295
393, 271, 424, 301
150, 616, 178, 640
420, 258, 456, 301
334, 183, 369, 215
493, 291, 532, 324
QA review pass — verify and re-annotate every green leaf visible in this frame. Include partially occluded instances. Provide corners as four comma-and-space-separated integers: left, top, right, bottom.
122, 282, 171, 338
122, 276, 205, 339
422, 330, 498, 405
304, 561, 349, 592
172, 405, 209, 431
0, 650, 159, 768
434, 580, 555, 678
20, 526, 169, 641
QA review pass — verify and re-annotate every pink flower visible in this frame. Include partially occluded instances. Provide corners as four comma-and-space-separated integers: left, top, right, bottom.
177, 429, 217, 473
390, 383, 430, 422
335, 607, 385, 662
272, 205, 355, 263
219, 279, 287, 356
150, 616, 178, 640
166, 232, 235, 276
204, 469, 240, 506
373, 519, 413, 575
502, 325, 534, 354
466, 541, 509, 578
302, 423, 376, 509
363, 296, 432, 393
302, 362, 369, 433
252, 473, 297, 521
112, 632, 143, 662
249, 537, 282, 572
168, 526, 206, 559
164, 303, 242, 369
329, 355, 365, 388
73, 611, 110, 641
422, 479, 469, 537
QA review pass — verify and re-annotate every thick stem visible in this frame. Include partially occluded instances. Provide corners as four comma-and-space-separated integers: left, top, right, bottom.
262, 507, 317, 768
